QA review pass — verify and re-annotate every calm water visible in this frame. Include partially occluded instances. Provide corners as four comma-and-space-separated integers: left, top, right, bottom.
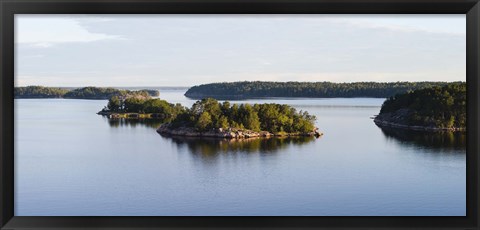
14, 89, 466, 216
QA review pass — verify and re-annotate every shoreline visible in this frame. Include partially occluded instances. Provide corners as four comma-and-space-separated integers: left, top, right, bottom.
184, 93, 388, 100
373, 117, 465, 132
156, 124, 323, 139
97, 111, 164, 119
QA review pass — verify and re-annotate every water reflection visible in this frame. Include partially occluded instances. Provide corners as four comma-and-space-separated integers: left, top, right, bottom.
165, 135, 316, 158
378, 127, 466, 152
106, 118, 163, 129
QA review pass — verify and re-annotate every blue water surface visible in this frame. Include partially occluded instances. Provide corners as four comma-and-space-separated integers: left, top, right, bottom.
14, 90, 466, 216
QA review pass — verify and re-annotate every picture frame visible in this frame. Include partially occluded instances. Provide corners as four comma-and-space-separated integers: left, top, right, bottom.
1, 0, 479, 229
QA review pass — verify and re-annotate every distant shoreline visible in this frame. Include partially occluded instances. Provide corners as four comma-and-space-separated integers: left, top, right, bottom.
14, 86, 159, 99
184, 81, 458, 100
184, 94, 388, 101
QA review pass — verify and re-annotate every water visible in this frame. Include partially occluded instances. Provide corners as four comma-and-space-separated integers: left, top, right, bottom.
14, 89, 466, 216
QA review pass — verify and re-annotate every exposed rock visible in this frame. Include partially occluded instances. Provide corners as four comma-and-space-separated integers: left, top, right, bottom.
374, 109, 465, 132
156, 124, 323, 139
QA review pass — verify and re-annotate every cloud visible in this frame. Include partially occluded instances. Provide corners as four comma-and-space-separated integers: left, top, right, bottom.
15, 15, 465, 86
15, 16, 123, 47
22, 54, 45, 58
332, 15, 466, 35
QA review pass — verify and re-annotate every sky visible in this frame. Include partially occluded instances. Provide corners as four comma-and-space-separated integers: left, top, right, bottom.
15, 14, 466, 87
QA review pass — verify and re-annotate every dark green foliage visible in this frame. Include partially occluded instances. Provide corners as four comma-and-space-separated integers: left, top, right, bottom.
239, 104, 261, 131
64, 87, 127, 99
14, 86, 69, 98
196, 112, 213, 131
64, 87, 155, 99
170, 98, 316, 133
15, 86, 159, 99
124, 97, 146, 113
379, 82, 466, 129
107, 96, 122, 112
143, 99, 184, 121
216, 116, 229, 129
185, 81, 453, 99
104, 97, 187, 123
139, 89, 160, 97
103, 96, 316, 133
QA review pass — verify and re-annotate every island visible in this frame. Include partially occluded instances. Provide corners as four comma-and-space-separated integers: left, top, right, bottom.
184, 81, 452, 100
14, 86, 69, 98
374, 82, 466, 131
158, 98, 322, 138
98, 94, 185, 121
14, 86, 159, 99
98, 96, 322, 139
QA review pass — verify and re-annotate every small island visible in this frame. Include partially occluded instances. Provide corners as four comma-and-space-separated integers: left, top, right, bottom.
98, 94, 185, 121
99, 96, 322, 139
374, 82, 466, 131
15, 86, 159, 99
158, 98, 322, 138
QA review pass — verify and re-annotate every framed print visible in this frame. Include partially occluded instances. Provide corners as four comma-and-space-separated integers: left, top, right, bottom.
1, 0, 479, 229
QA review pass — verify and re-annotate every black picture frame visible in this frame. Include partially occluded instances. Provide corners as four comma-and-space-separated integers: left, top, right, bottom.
1, 0, 479, 229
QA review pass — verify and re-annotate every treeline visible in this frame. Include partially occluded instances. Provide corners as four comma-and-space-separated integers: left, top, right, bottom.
185, 81, 454, 99
14, 86, 159, 99
104, 96, 186, 122
378, 82, 466, 129
14, 86, 69, 98
171, 98, 316, 133
63, 87, 158, 99
102, 97, 317, 133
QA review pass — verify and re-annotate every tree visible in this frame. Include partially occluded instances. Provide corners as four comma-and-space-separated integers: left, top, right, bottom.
184, 81, 452, 99
165, 98, 317, 133
124, 97, 145, 113
378, 82, 466, 128
240, 104, 260, 131
107, 96, 122, 112
14, 86, 68, 98
221, 101, 231, 117
216, 115, 229, 129
196, 112, 212, 131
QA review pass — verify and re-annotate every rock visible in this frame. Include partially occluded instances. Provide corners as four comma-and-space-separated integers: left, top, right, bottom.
373, 111, 466, 132
156, 124, 323, 139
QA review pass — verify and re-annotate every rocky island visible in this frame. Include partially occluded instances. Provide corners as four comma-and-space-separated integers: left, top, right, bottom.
157, 98, 322, 138
374, 82, 466, 131
99, 95, 322, 139
156, 125, 322, 138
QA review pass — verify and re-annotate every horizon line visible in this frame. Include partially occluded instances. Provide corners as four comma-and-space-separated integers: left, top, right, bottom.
14, 80, 466, 88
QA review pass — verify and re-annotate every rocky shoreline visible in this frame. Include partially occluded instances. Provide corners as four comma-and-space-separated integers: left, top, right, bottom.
156, 123, 323, 139
373, 109, 465, 132
373, 118, 465, 132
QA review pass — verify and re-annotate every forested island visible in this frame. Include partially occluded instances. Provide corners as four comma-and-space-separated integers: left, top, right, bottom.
99, 96, 321, 138
14, 86, 159, 99
86, 80, 467, 136
184, 81, 452, 100
98, 94, 185, 120
374, 82, 466, 131
14, 86, 69, 98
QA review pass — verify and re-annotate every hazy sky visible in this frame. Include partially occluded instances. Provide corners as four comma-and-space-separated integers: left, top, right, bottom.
15, 15, 466, 87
